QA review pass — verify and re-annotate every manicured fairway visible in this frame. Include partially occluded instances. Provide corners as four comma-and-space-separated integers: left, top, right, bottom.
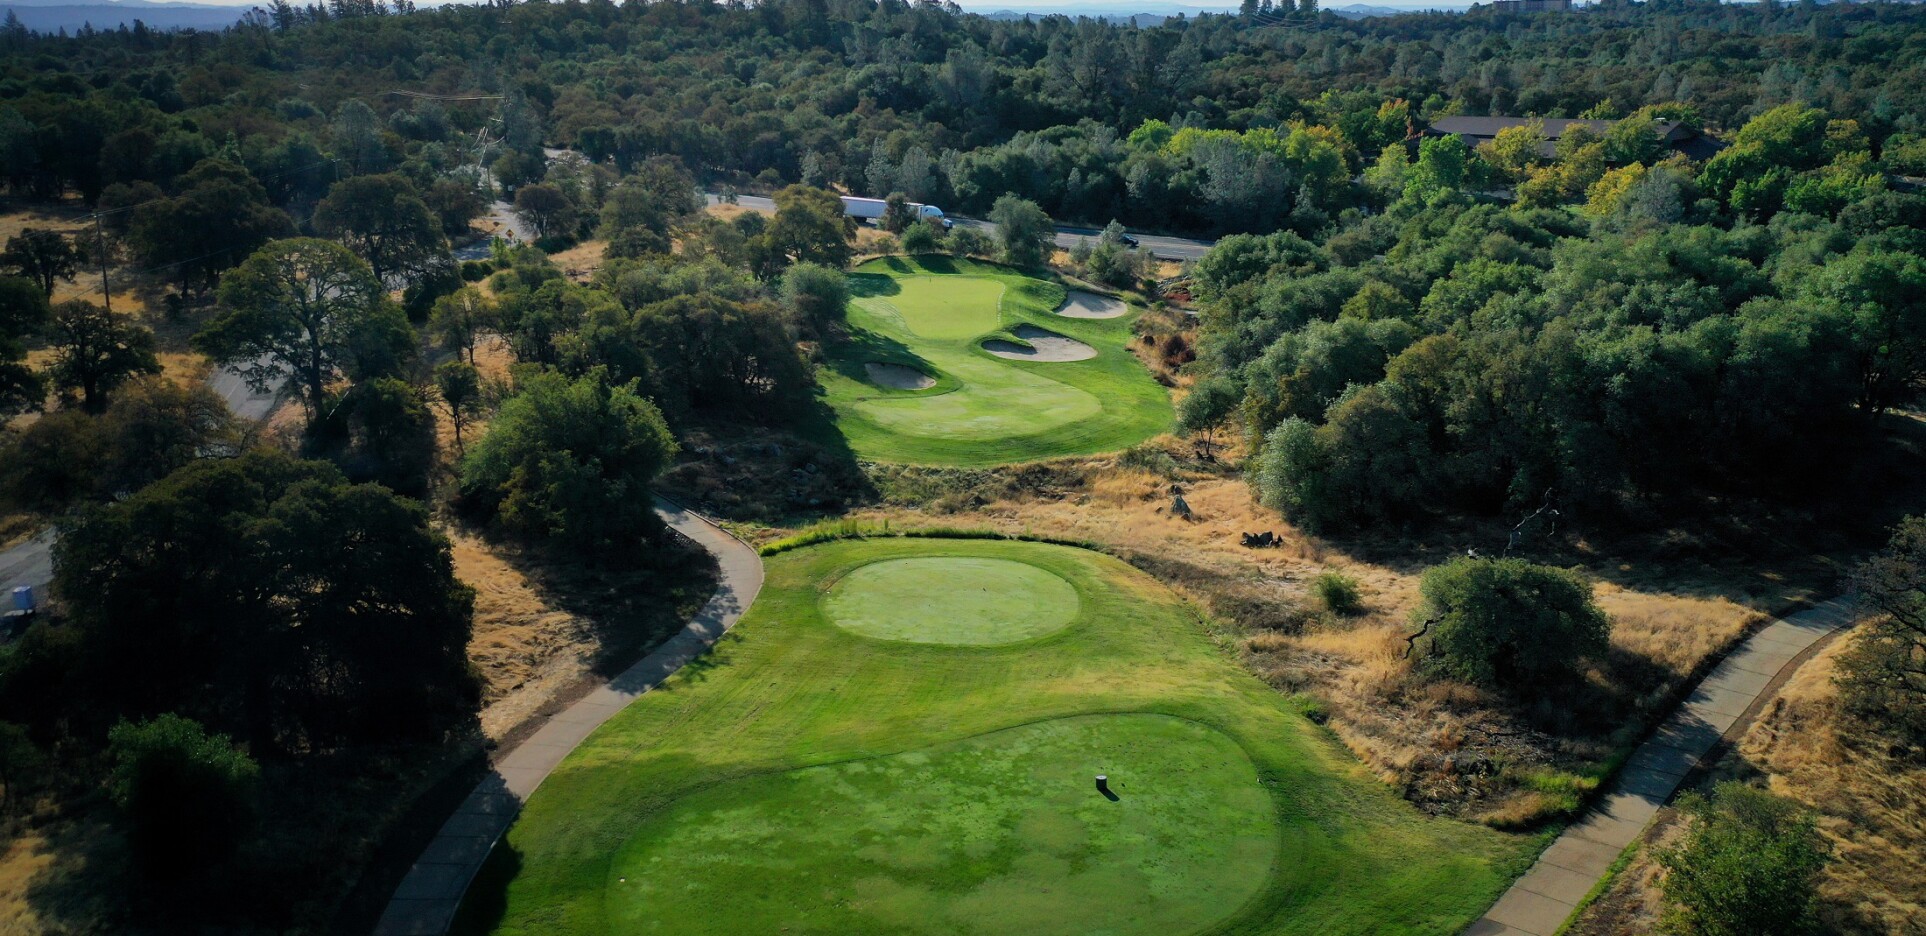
823, 556, 1081, 644
457, 539, 1537, 936
605, 714, 1275, 935
817, 257, 1171, 465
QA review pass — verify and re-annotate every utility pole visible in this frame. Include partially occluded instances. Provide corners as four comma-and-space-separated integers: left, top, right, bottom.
92, 212, 109, 313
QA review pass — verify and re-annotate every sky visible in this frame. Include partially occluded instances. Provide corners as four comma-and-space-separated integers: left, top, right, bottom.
8, 0, 1468, 11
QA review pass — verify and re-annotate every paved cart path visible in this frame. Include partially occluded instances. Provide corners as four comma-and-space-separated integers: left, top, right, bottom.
1464, 597, 1860, 936
373, 499, 764, 936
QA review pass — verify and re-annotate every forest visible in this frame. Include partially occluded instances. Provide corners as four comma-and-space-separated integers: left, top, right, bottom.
0, 0, 1921, 932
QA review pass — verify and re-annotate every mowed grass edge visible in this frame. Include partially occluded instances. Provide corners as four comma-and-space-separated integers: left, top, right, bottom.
455, 538, 1537, 936
816, 256, 1172, 466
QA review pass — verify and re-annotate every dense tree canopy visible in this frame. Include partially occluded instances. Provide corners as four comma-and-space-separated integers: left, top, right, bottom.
52, 450, 478, 753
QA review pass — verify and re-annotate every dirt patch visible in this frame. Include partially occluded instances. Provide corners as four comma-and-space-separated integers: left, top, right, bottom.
982, 324, 1097, 362
864, 362, 935, 390
1057, 290, 1129, 319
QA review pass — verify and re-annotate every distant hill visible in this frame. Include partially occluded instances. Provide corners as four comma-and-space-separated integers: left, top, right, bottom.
970, 2, 1461, 22
2, 0, 244, 32
3, 0, 1456, 33
1330, 3, 1448, 17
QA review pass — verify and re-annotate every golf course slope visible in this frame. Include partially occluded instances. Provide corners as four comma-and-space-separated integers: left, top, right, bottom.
455, 538, 1533, 936
817, 256, 1171, 466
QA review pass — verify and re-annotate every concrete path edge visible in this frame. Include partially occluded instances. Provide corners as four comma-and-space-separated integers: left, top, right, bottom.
371, 497, 764, 936
1462, 597, 1859, 936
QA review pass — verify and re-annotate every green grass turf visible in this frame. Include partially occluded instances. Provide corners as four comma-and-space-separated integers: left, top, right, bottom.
457, 539, 1540, 936
604, 714, 1276, 935
814, 256, 1171, 466
821, 556, 1081, 645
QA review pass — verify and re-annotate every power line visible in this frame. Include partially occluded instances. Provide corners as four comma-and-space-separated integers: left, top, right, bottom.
386, 89, 504, 102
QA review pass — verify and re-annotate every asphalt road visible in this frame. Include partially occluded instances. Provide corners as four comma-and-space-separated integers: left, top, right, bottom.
455, 199, 538, 260
706, 194, 1217, 262
0, 354, 282, 604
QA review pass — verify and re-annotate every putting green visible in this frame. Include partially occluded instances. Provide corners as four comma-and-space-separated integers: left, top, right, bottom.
822, 556, 1081, 645
605, 714, 1277, 936
458, 539, 1535, 936
817, 257, 1171, 466
880, 275, 1006, 339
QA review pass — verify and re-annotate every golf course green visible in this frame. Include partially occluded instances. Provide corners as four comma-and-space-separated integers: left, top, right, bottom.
823, 555, 1081, 644
457, 538, 1535, 936
817, 257, 1171, 465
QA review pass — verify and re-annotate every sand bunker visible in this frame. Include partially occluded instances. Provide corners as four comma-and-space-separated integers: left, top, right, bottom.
982, 324, 1098, 362
864, 362, 936, 390
1056, 290, 1129, 319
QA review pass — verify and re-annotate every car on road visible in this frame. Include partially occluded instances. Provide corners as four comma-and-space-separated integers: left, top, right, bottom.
1119, 233, 1141, 248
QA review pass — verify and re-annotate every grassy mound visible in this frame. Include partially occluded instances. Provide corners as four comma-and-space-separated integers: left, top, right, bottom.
457, 539, 1535, 936
605, 713, 1276, 935
822, 555, 1081, 645
817, 256, 1170, 466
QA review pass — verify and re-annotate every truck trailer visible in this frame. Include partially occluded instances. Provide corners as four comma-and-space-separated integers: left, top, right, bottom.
840, 196, 953, 229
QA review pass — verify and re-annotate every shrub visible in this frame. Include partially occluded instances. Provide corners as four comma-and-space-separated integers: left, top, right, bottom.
1657, 782, 1829, 936
1312, 570, 1363, 615
108, 714, 260, 877
1413, 556, 1610, 694
460, 367, 677, 555
948, 226, 992, 258
1838, 515, 1926, 746
900, 220, 942, 255
779, 261, 850, 336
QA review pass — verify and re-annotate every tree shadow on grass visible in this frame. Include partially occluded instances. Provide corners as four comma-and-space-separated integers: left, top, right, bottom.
848, 272, 902, 298
21, 811, 132, 933
445, 838, 523, 936
646, 630, 744, 691
908, 254, 961, 275
823, 328, 937, 386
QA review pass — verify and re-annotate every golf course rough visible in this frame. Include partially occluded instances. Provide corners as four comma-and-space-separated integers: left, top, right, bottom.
818, 256, 1171, 466
459, 538, 1538, 936
822, 556, 1081, 645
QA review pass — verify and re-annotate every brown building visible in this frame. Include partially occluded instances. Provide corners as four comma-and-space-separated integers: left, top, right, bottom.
1421, 115, 1725, 162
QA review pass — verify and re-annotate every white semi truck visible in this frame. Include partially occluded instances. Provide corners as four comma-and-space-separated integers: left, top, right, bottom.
840, 196, 953, 229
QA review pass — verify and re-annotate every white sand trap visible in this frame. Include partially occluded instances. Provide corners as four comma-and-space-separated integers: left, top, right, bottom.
864, 362, 936, 390
1056, 290, 1129, 319
982, 324, 1098, 362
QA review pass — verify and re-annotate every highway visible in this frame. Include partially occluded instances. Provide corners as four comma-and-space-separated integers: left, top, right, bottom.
706, 194, 1217, 262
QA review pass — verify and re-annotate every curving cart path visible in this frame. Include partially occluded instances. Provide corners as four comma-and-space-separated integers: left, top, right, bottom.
373, 498, 764, 936
1464, 597, 1860, 936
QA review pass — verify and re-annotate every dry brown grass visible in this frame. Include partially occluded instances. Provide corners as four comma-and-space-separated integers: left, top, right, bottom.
702, 202, 758, 223
1737, 638, 1926, 933
0, 203, 89, 242
448, 528, 600, 740
547, 239, 607, 282
0, 819, 124, 935
1573, 635, 1926, 936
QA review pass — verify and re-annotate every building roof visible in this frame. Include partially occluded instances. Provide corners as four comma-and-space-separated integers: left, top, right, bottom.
1428, 116, 1686, 140
1424, 116, 1716, 160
